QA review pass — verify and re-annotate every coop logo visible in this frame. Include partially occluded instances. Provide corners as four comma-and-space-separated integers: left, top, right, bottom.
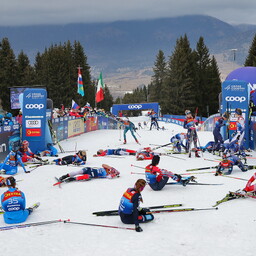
225, 96, 246, 103
128, 104, 142, 109
25, 104, 44, 110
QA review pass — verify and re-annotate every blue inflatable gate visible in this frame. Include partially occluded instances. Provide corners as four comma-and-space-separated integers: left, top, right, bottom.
111, 103, 160, 116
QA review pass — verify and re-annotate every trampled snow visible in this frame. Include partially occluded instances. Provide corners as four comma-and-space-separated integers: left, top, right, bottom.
1, 116, 255, 256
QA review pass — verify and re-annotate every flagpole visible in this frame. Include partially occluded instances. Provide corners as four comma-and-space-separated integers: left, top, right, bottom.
95, 79, 97, 109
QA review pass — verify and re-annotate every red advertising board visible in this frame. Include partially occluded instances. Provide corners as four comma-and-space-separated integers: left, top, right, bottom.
26, 128, 41, 137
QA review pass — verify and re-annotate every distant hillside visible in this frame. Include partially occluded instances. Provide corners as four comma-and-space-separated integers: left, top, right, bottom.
0, 15, 255, 98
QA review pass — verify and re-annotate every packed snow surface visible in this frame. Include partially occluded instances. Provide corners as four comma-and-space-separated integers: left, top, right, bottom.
1, 116, 256, 256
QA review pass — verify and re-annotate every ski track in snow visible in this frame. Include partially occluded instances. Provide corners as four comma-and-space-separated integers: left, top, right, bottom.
1, 116, 256, 256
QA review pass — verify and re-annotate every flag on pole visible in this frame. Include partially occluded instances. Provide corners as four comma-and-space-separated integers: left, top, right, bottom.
96, 72, 105, 103
77, 67, 84, 96
72, 100, 80, 109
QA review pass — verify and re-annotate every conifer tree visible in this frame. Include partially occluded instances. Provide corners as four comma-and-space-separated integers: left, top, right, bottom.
206, 56, 221, 115
194, 37, 211, 116
244, 34, 256, 66
17, 50, 35, 86
162, 35, 196, 114
0, 38, 18, 112
148, 50, 167, 103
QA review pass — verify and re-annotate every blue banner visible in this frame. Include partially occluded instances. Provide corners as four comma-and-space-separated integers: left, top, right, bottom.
221, 80, 250, 148
22, 88, 47, 153
111, 103, 159, 116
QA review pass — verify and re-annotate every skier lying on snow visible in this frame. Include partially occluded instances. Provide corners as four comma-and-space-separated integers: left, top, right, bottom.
136, 147, 159, 160
145, 155, 195, 191
215, 152, 248, 176
93, 148, 136, 157
57, 164, 120, 182
53, 150, 87, 165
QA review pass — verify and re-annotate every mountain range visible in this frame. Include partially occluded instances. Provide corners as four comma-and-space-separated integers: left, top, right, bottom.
1, 15, 256, 97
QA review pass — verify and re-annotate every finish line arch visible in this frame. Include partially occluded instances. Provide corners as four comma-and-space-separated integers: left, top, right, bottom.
111, 103, 160, 116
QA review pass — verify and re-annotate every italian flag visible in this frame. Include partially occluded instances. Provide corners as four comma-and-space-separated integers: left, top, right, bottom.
96, 72, 105, 103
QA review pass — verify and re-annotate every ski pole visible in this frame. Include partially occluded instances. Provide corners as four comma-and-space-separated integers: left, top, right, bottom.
163, 153, 186, 161
216, 174, 248, 181
0, 219, 62, 231
131, 164, 144, 169
147, 207, 218, 214
64, 220, 135, 231
186, 166, 218, 172
152, 142, 173, 151
131, 171, 144, 175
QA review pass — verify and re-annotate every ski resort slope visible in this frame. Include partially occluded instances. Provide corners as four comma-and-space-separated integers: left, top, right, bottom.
1, 116, 256, 256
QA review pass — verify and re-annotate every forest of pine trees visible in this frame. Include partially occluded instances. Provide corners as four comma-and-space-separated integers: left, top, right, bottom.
1, 34, 256, 116
0, 38, 113, 113
121, 35, 223, 117
121, 34, 256, 117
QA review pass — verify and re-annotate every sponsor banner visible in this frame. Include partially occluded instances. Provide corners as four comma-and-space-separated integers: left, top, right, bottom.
222, 80, 250, 148
68, 119, 85, 138
22, 88, 47, 152
25, 119, 41, 128
0, 125, 20, 161
86, 117, 98, 132
98, 117, 108, 129
10, 87, 27, 109
229, 122, 237, 131
158, 117, 184, 127
111, 103, 159, 116
26, 128, 41, 137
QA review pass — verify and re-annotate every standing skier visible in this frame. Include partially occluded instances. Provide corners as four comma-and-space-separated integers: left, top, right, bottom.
213, 112, 229, 153
183, 110, 200, 157
121, 119, 139, 144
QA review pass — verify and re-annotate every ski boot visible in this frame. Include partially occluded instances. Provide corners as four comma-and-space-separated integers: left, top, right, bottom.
180, 176, 196, 186
215, 170, 223, 176
59, 174, 70, 181
195, 150, 200, 158
123, 139, 127, 144
27, 202, 40, 213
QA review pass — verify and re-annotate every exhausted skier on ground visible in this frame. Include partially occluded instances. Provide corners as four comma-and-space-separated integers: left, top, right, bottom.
118, 179, 154, 232
53, 150, 87, 165
145, 155, 194, 191
1, 176, 39, 224
56, 164, 120, 183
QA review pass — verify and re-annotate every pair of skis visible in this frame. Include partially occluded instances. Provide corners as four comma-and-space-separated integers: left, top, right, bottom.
92, 203, 218, 216
213, 191, 256, 207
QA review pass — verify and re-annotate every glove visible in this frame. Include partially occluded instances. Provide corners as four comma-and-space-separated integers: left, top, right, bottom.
135, 225, 143, 232
139, 208, 150, 215
237, 135, 240, 140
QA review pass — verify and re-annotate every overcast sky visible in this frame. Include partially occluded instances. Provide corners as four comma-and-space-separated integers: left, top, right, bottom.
2, 0, 256, 26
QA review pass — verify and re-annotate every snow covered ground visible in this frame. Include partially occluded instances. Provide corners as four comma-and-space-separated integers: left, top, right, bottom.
1, 116, 256, 256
